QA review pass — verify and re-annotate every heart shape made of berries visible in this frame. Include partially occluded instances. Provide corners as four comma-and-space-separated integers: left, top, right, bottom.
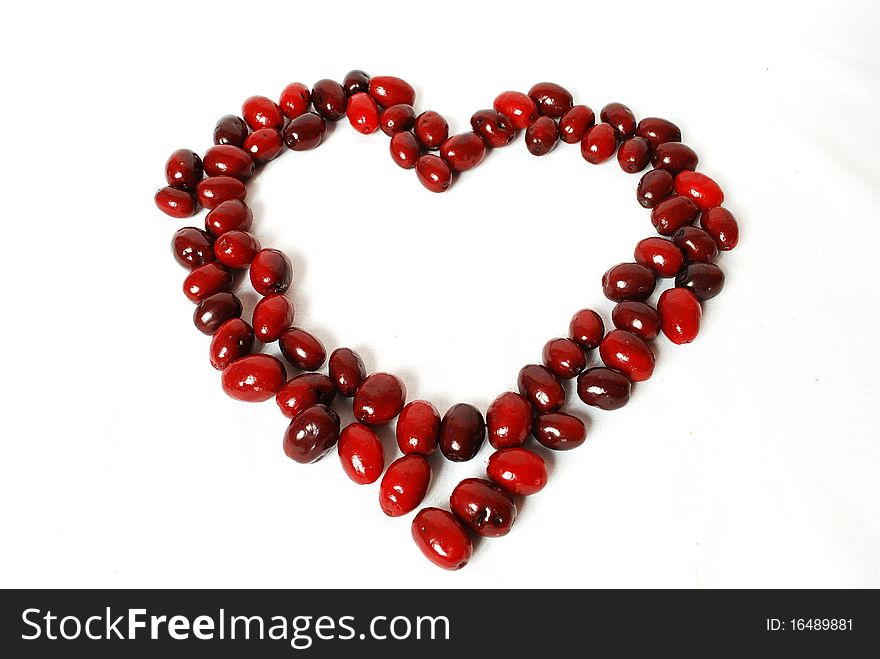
155, 71, 739, 570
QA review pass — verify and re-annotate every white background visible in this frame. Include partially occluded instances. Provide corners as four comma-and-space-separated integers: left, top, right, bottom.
1, 0, 878, 589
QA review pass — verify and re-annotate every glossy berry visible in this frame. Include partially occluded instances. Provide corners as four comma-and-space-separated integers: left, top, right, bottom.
652, 142, 698, 174
450, 478, 517, 538
576, 367, 632, 410
205, 199, 252, 237
636, 169, 675, 208
249, 248, 292, 295
155, 187, 197, 218
676, 262, 725, 301
658, 288, 702, 344
183, 262, 233, 303
282, 113, 326, 151
601, 263, 656, 302
165, 148, 203, 190
675, 171, 724, 211
244, 128, 283, 163
533, 412, 587, 451
569, 308, 605, 350
528, 82, 573, 118
342, 69, 370, 96
396, 400, 440, 455
252, 294, 294, 343
283, 404, 341, 464
672, 226, 719, 263
221, 354, 286, 402
634, 237, 685, 278
440, 132, 486, 172
439, 403, 486, 462
493, 91, 538, 130
214, 230, 260, 269
368, 76, 416, 108
390, 132, 420, 169
279, 82, 311, 120
486, 392, 532, 450
411, 508, 472, 571
414, 111, 449, 150
346, 92, 380, 134
194, 292, 242, 335
651, 195, 699, 236
525, 116, 558, 156
380, 104, 416, 136
213, 115, 249, 147
196, 176, 246, 209
380, 455, 432, 517
172, 227, 214, 270
600, 102, 636, 140
617, 136, 651, 173
354, 373, 406, 425
337, 423, 385, 485
415, 155, 452, 193
517, 364, 565, 413
487, 448, 547, 496
599, 330, 655, 382
581, 123, 617, 164
275, 373, 336, 419
542, 337, 587, 379
328, 348, 366, 397
470, 109, 515, 148
559, 104, 595, 144
203, 145, 255, 181
278, 328, 326, 371
311, 79, 347, 121
209, 318, 254, 371
700, 207, 739, 251
636, 117, 682, 149
612, 301, 661, 341
242, 95, 284, 131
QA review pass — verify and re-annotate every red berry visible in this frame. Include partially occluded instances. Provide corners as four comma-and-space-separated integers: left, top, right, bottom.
542, 337, 587, 379
196, 176, 246, 209
636, 117, 682, 149
279, 82, 311, 120
493, 91, 537, 130
411, 508, 472, 570
396, 400, 440, 456
275, 373, 336, 419
353, 373, 406, 425
155, 186, 197, 218
222, 354, 286, 402
450, 478, 517, 538
528, 82, 573, 118
165, 148, 203, 190
533, 412, 587, 451
470, 109, 515, 147
652, 142, 698, 174
675, 171, 724, 211
311, 79, 347, 121
559, 105, 595, 144
282, 113, 326, 151
487, 448, 548, 496
183, 263, 233, 303
599, 330, 655, 382
517, 364, 565, 413
658, 288, 702, 344
486, 392, 533, 450
617, 136, 651, 173
278, 328, 326, 371
390, 131, 420, 169
249, 248, 292, 295
611, 301, 661, 341
672, 226, 719, 263
172, 227, 214, 270
636, 169, 675, 208
415, 155, 452, 193
283, 404, 340, 464
440, 132, 486, 172
209, 318, 254, 371
203, 145, 255, 181
569, 308, 605, 349
439, 403, 486, 462
651, 195, 699, 236
525, 116, 559, 156
242, 95, 284, 131
243, 128, 283, 163
213, 115, 249, 147
601, 263, 656, 302
368, 76, 416, 108
380, 455, 431, 517
600, 102, 637, 140
337, 423, 385, 485
581, 123, 617, 164
346, 92, 380, 134
205, 199, 253, 237
633, 237, 685, 278
414, 111, 449, 150
252, 294, 294, 343
700, 207, 739, 251
675, 262, 725, 301
577, 367, 632, 410
194, 292, 242, 335
380, 104, 416, 136
328, 348, 366, 397
214, 230, 260, 269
